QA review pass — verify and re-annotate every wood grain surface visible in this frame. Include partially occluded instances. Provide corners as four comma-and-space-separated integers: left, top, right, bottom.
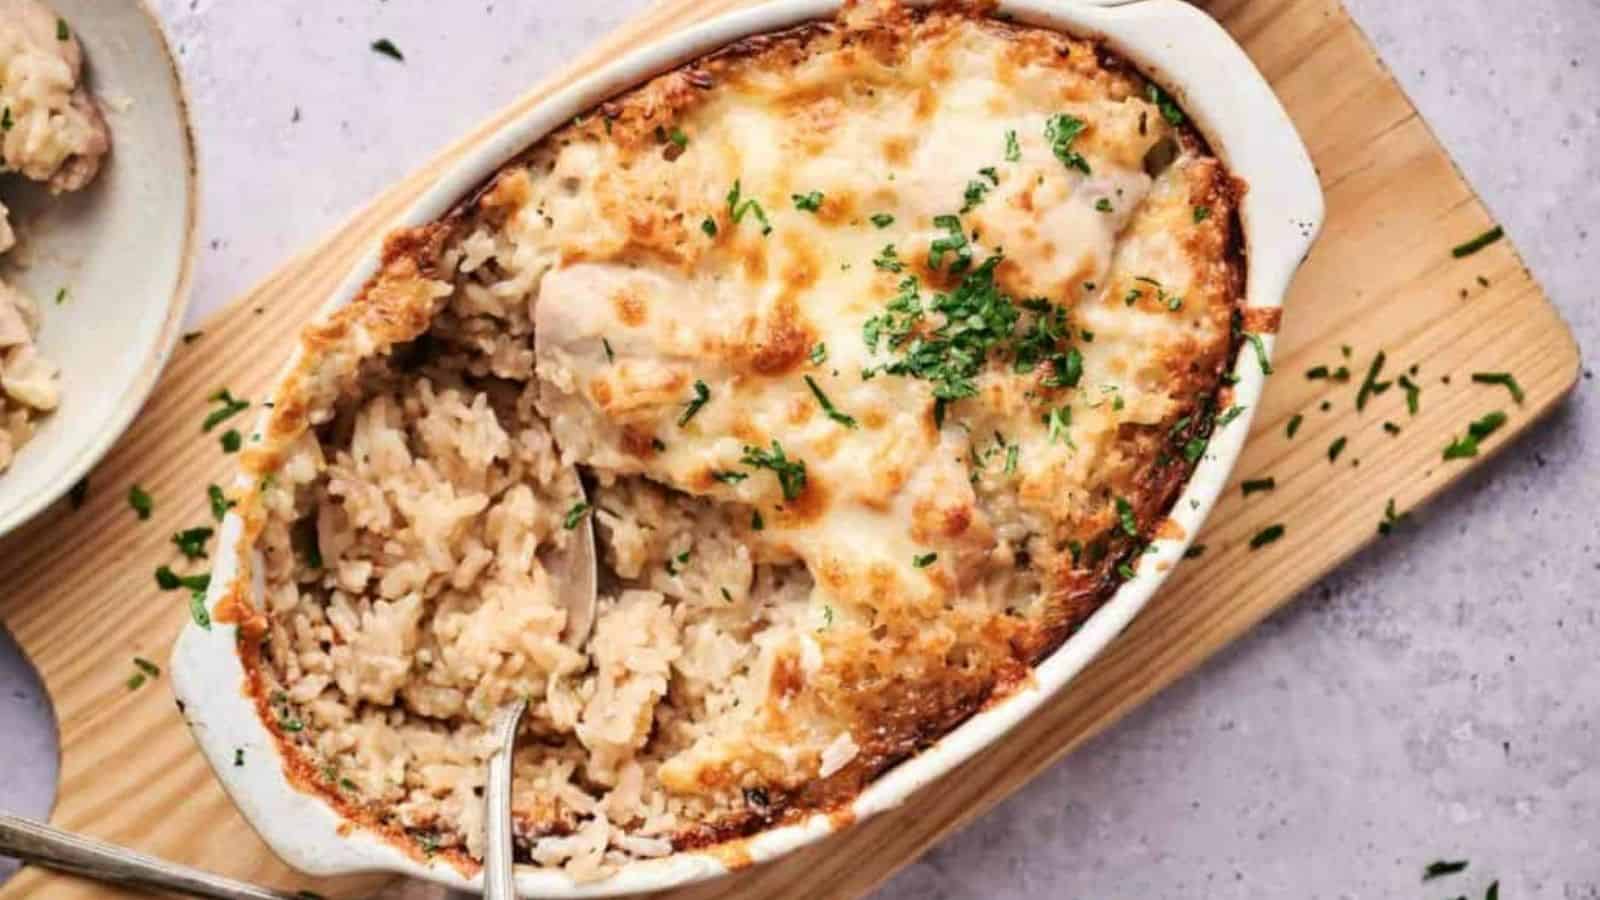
0, 0, 1579, 897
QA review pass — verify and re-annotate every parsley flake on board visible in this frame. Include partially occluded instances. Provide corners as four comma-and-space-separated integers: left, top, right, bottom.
1327, 435, 1348, 462
726, 180, 772, 235
1471, 371, 1525, 404
792, 191, 824, 212
1241, 477, 1275, 496
1355, 350, 1390, 411
1442, 411, 1508, 460
202, 389, 250, 432
1044, 113, 1091, 174
1249, 524, 1285, 549
1377, 498, 1408, 537
678, 380, 711, 427
172, 527, 214, 561
804, 375, 857, 428
1397, 373, 1422, 415
370, 38, 404, 62
1451, 226, 1503, 258
741, 441, 807, 501
1184, 544, 1206, 559
1422, 860, 1469, 881
563, 502, 591, 530
1286, 413, 1304, 439
128, 484, 153, 520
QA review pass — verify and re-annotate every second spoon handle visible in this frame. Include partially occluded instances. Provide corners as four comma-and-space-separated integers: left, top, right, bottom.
0, 813, 301, 900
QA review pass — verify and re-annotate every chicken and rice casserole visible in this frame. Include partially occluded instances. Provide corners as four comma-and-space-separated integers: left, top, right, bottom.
217, 0, 1248, 880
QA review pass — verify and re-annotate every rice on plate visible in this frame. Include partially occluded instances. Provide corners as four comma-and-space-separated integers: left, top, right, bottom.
215, 0, 1248, 881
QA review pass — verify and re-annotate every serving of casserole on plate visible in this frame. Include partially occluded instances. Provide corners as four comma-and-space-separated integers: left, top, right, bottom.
174, 0, 1321, 894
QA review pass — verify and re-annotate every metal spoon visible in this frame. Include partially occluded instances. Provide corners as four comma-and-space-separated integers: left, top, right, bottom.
0, 813, 301, 899
482, 479, 598, 898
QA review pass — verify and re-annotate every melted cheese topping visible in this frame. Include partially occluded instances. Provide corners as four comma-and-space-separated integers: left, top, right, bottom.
501, 7, 1243, 793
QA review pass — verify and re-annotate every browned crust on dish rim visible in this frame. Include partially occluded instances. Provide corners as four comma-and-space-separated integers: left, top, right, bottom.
216, 0, 1251, 873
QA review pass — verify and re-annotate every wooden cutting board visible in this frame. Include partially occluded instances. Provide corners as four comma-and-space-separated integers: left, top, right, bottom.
0, 0, 1579, 897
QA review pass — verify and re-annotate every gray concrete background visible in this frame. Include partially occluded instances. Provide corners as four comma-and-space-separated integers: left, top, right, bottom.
2, 1, 1596, 897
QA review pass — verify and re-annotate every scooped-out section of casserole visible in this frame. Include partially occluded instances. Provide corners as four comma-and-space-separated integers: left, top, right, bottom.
218, 0, 1246, 880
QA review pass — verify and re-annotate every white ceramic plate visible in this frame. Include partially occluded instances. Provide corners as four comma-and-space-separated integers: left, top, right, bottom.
173, 1, 1322, 895
0, 0, 198, 539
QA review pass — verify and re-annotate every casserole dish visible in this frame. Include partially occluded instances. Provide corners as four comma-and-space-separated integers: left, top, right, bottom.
172, 0, 1322, 894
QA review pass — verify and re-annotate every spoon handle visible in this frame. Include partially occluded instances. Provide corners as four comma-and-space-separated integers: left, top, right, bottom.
483, 697, 528, 900
0, 813, 300, 900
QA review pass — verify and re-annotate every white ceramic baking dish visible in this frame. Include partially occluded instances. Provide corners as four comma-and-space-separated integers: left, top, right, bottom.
172, 0, 1322, 895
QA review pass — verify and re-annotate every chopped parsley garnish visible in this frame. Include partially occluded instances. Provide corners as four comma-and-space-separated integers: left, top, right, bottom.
202, 388, 250, 432
873, 244, 904, 273
1182, 437, 1207, 464
700, 217, 717, 237
1116, 561, 1137, 580
865, 258, 1015, 403
1147, 83, 1185, 125
869, 213, 895, 229
1286, 413, 1303, 439
1193, 205, 1212, 224
562, 502, 591, 530
792, 191, 824, 212
220, 429, 243, 453
665, 549, 691, 576
1383, 421, 1402, 435
1422, 860, 1469, 881
912, 552, 938, 569
666, 127, 689, 148
172, 526, 214, 561
751, 509, 765, 531
1004, 444, 1019, 475
1241, 477, 1275, 496
1327, 436, 1348, 462
1004, 129, 1020, 162
54, 287, 67, 305
370, 38, 404, 62
1095, 197, 1113, 213
1244, 332, 1273, 375
278, 713, 303, 732
602, 337, 615, 362
804, 375, 857, 428
1397, 373, 1422, 415
726, 180, 772, 235
1471, 371, 1525, 404
1045, 405, 1073, 446
928, 214, 971, 272
189, 591, 212, 630
721, 587, 734, 602
1306, 366, 1330, 380
1451, 226, 1503, 258
1216, 405, 1247, 429
1248, 524, 1285, 549
741, 441, 807, 501
0, 107, 10, 131
56, 17, 68, 40
155, 566, 209, 592
128, 484, 153, 520
808, 343, 828, 365
1115, 497, 1138, 536
127, 657, 159, 690
710, 471, 748, 484
1355, 350, 1390, 411
961, 178, 992, 213
678, 380, 711, 427
233, 748, 245, 767
1044, 113, 1091, 174
1442, 411, 1508, 460
1377, 498, 1408, 536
